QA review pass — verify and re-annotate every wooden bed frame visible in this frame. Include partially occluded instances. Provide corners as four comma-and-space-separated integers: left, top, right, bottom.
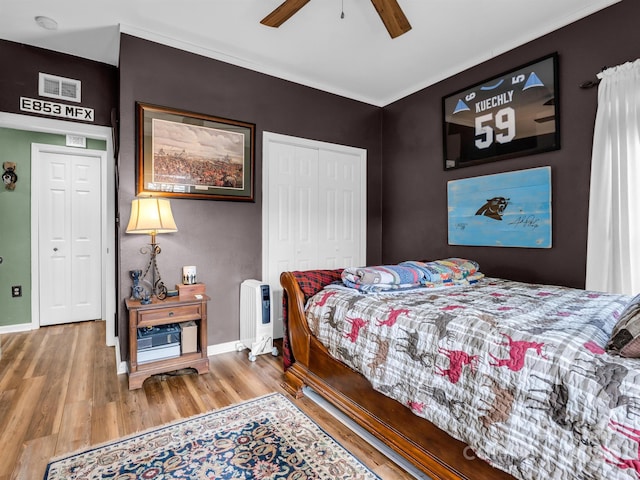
280, 271, 515, 480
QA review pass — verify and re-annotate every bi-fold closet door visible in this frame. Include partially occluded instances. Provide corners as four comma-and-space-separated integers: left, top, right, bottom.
262, 132, 367, 338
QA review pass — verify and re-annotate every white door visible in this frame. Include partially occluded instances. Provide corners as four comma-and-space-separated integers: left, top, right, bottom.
266, 141, 319, 273
263, 132, 366, 338
5, 113, 116, 348
38, 147, 103, 325
318, 149, 366, 269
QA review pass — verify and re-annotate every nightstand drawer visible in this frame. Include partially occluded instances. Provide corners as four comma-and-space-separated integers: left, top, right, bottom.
137, 304, 201, 327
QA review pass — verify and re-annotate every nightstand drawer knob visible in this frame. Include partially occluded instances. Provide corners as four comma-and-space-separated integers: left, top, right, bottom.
169, 311, 174, 317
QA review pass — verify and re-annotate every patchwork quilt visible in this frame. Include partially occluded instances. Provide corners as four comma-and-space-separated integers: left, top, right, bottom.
341, 258, 483, 292
304, 277, 640, 480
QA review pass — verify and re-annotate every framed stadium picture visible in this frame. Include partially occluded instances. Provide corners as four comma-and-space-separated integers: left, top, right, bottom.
443, 53, 560, 170
136, 103, 255, 201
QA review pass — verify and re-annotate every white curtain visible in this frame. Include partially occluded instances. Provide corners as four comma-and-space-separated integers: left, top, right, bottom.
586, 59, 640, 295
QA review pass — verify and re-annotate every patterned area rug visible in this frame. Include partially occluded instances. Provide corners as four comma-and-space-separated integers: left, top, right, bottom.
44, 393, 380, 479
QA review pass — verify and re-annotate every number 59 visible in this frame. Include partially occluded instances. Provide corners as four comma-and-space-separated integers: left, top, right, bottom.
475, 107, 516, 149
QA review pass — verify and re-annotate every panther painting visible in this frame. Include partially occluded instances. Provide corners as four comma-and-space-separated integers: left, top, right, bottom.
475, 196, 510, 220
448, 166, 551, 248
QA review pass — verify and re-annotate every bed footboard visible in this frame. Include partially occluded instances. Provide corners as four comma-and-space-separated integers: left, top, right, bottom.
280, 270, 514, 480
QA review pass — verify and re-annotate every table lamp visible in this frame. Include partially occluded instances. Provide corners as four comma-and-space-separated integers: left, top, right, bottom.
126, 197, 178, 300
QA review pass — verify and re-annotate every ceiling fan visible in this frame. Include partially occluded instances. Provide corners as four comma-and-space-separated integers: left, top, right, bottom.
260, 0, 411, 39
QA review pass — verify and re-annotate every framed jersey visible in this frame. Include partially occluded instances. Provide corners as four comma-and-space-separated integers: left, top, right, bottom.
443, 53, 560, 170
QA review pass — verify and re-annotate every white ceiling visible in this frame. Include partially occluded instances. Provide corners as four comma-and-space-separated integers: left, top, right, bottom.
0, 0, 620, 106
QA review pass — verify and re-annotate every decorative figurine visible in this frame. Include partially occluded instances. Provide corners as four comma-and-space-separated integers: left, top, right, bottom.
2, 162, 18, 190
182, 265, 197, 285
129, 269, 145, 300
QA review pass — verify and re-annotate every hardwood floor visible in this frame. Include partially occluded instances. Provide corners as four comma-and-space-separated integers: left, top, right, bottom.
0, 321, 416, 479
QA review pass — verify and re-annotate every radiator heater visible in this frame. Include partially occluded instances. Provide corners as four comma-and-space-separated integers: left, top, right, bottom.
238, 280, 278, 361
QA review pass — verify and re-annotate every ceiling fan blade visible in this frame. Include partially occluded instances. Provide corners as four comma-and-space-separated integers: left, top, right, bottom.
370, 0, 412, 38
261, 0, 311, 28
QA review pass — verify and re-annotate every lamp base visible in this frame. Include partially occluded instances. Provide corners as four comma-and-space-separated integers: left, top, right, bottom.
140, 241, 168, 300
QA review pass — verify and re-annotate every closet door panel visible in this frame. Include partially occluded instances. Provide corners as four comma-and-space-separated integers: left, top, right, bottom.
293, 146, 320, 268
318, 149, 366, 269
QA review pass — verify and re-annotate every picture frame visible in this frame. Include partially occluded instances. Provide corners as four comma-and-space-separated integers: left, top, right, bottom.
136, 103, 255, 201
447, 166, 552, 248
442, 53, 560, 170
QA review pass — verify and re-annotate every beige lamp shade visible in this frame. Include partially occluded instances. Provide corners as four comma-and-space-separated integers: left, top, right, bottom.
126, 198, 178, 234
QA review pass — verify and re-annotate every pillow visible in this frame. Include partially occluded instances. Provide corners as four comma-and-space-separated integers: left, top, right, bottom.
607, 293, 640, 357
291, 269, 344, 302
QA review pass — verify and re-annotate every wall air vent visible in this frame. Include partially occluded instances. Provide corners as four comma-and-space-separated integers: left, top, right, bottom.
38, 73, 81, 103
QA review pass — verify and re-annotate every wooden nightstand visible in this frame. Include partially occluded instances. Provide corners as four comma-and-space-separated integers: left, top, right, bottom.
125, 294, 210, 389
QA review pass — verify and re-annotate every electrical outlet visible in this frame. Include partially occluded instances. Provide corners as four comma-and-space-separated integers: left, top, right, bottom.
11, 285, 21, 297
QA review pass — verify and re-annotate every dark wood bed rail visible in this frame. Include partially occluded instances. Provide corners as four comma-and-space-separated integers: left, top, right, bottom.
280, 270, 515, 480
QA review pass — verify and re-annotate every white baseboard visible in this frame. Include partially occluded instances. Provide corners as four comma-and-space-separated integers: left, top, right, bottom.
114, 337, 128, 375
0, 323, 35, 335
208, 340, 243, 357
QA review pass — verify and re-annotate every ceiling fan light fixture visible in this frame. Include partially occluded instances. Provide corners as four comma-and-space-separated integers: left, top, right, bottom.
261, 0, 410, 38
35, 15, 58, 31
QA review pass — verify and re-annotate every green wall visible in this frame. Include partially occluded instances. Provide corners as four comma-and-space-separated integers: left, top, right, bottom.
0, 127, 105, 328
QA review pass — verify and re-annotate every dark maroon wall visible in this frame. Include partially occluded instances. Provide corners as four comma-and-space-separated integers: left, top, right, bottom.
381, 0, 640, 288
0, 40, 117, 126
3, 0, 634, 354
117, 35, 383, 352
